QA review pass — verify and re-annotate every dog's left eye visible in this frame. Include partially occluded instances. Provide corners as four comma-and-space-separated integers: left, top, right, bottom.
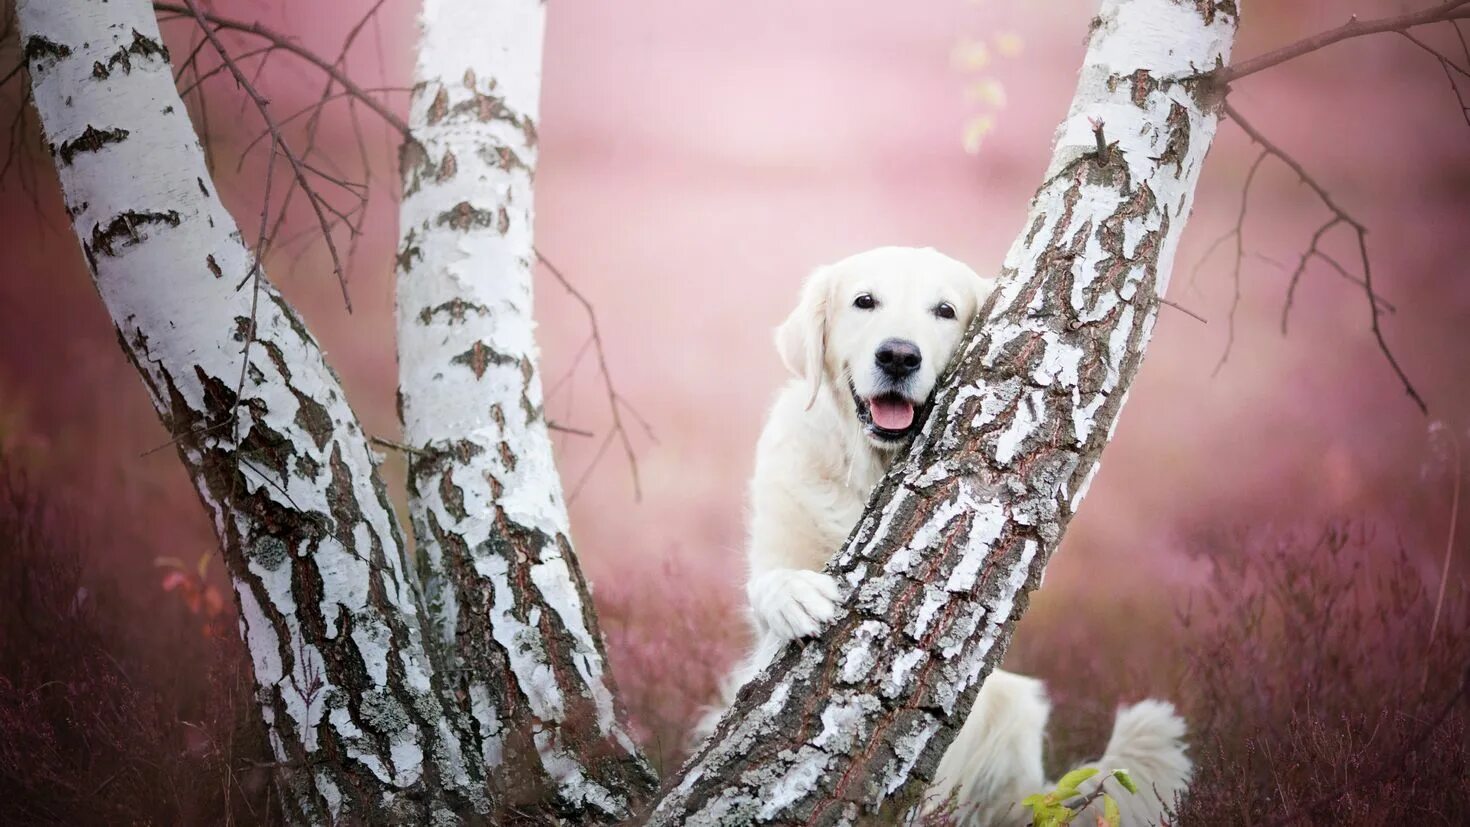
934, 302, 956, 320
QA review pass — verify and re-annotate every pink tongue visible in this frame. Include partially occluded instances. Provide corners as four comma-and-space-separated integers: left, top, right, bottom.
869, 396, 915, 431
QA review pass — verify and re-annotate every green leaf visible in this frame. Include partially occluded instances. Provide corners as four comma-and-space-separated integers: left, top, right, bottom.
1112, 769, 1139, 794
1103, 794, 1121, 827
1053, 766, 1100, 798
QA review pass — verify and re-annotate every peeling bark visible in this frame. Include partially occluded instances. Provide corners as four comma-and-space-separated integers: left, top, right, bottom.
395, 0, 656, 822
649, 2, 1240, 822
18, 1, 487, 822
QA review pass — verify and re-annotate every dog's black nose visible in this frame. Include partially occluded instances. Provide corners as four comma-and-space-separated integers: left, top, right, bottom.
875, 338, 922, 379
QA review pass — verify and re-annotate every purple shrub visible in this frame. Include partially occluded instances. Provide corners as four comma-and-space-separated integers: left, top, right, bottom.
0, 460, 278, 825
593, 554, 746, 773
1173, 525, 1470, 825
5, 439, 1466, 826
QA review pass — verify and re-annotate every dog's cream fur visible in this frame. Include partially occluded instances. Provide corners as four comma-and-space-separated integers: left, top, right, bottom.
696, 247, 1192, 825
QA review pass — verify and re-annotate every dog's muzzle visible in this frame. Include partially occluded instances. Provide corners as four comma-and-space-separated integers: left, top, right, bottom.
849, 379, 922, 444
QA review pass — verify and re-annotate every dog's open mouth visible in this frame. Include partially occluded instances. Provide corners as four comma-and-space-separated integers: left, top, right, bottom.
850, 381, 921, 442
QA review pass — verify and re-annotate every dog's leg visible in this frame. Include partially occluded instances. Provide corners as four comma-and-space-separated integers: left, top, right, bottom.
747, 567, 840, 641
927, 669, 1051, 826
686, 628, 787, 749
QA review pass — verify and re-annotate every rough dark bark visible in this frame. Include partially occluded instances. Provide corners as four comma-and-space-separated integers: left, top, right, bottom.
18, 1, 487, 822
646, 2, 1240, 822
20, 0, 1242, 823
394, 0, 657, 821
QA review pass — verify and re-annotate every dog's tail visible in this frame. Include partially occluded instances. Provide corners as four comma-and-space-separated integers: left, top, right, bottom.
927, 670, 1051, 826
1069, 699, 1192, 826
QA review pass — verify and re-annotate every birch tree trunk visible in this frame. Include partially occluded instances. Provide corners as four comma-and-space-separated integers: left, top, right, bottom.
16, 1, 488, 822
396, 0, 656, 820
649, 1, 1239, 822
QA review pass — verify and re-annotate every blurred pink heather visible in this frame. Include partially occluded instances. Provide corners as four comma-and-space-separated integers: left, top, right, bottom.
1, 0, 1468, 823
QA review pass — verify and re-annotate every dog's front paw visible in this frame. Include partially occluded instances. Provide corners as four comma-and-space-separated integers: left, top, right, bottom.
747, 569, 840, 641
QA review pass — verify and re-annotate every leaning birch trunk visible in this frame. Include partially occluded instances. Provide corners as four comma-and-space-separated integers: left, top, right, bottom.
649, 1, 1239, 822
395, 0, 656, 820
17, 1, 488, 822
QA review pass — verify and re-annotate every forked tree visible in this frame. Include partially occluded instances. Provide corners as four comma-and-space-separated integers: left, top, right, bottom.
12, 0, 1460, 822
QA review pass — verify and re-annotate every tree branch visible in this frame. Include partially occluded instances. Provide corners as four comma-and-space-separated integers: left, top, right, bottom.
1220, 0, 1470, 83
537, 250, 651, 500
1212, 149, 1266, 375
176, 0, 353, 310
152, 1, 410, 138
1223, 102, 1427, 415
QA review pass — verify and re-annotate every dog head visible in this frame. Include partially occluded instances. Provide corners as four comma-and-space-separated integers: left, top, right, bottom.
775, 246, 996, 450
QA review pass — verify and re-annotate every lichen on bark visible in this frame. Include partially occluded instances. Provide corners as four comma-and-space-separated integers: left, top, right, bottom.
395, 0, 655, 821
18, 0, 488, 822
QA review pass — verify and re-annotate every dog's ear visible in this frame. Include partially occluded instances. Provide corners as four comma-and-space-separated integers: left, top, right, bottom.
775, 265, 834, 408
971, 274, 1000, 321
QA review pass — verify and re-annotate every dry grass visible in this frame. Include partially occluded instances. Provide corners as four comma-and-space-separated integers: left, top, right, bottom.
0, 462, 279, 826
1011, 525, 1470, 825
1173, 526, 1469, 825
594, 554, 745, 775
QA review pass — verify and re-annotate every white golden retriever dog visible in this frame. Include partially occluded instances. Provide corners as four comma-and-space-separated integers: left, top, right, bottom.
696, 247, 1191, 825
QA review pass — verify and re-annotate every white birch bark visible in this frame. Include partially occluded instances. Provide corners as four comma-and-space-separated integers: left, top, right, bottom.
395, 0, 655, 820
650, 1, 1240, 822
16, 2, 488, 822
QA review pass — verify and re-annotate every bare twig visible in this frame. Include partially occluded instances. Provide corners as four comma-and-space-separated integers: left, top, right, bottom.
1158, 296, 1208, 324
152, 2, 411, 138
0, 85, 34, 193
1399, 29, 1470, 79
536, 250, 650, 499
1212, 149, 1266, 375
0, 5, 21, 90
547, 421, 595, 438
1282, 229, 1398, 331
1221, 1, 1470, 84
1438, 52, 1470, 126
175, 0, 354, 311
1223, 102, 1427, 415
1, 0, 43, 208
236, 87, 410, 162
1281, 217, 1342, 333
138, 419, 232, 458
247, 0, 390, 282
1427, 425, 1462, 653
1187, 225, 1235, 294
369, 435, 427, 456
1310, 250, 1395, 313
157, 0, 399, 296
1398, 28, 1470, 127
568, 428, 619, 504
0, 59, 22, 89
1088, 117, 1110, 164
230, 138, 277, 481
176, 44, 276, 99
546, 334, 597, 401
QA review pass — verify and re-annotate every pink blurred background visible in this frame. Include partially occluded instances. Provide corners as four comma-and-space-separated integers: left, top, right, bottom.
1, 0, 1466, 676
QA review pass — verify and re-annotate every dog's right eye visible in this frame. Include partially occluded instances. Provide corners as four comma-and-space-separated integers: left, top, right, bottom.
853, 293, 877, 310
